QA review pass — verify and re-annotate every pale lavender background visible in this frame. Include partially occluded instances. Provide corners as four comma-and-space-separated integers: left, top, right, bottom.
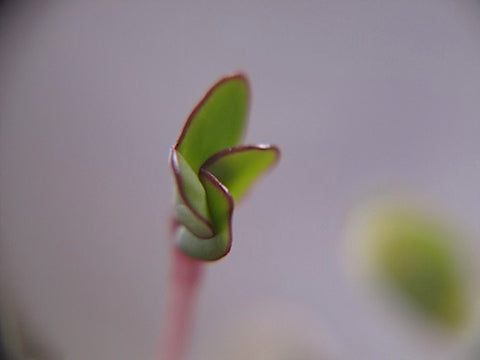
1, 1, 480, 359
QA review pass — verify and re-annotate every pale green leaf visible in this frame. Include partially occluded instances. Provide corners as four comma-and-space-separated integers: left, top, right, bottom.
177, 170, 234, 261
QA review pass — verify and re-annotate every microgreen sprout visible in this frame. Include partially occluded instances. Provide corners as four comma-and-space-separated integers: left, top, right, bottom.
162, 73, 279, 360
170, 73, 279, 260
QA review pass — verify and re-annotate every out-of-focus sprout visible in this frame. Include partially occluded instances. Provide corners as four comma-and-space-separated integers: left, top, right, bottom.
346, 196, 474, 332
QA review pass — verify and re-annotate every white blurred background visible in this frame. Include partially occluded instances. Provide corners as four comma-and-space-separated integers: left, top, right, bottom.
1, 1, 480, 359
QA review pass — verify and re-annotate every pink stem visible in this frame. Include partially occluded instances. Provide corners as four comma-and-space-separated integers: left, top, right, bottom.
161, 219, 204, 360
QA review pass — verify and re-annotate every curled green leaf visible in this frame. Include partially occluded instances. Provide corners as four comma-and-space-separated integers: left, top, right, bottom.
170, 149, 214, 238
177, 171, 233, 261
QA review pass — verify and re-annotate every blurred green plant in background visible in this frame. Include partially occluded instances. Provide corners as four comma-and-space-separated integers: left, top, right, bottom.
372, 204, 469, 329
347, 196, 475, 332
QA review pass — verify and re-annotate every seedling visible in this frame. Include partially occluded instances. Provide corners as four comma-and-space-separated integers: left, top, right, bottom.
162, 74, 279, 360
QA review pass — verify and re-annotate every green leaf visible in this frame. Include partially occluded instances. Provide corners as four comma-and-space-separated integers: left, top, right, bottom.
202, 145, 280, 203
177, 171, 233, 261
372, 206, 469, 329
170, 149, 214, 238
175, 74, 249, 172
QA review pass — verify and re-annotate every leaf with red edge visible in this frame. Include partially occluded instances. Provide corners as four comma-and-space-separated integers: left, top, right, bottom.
202, 145, 280, 203
175, 74, 249, 172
